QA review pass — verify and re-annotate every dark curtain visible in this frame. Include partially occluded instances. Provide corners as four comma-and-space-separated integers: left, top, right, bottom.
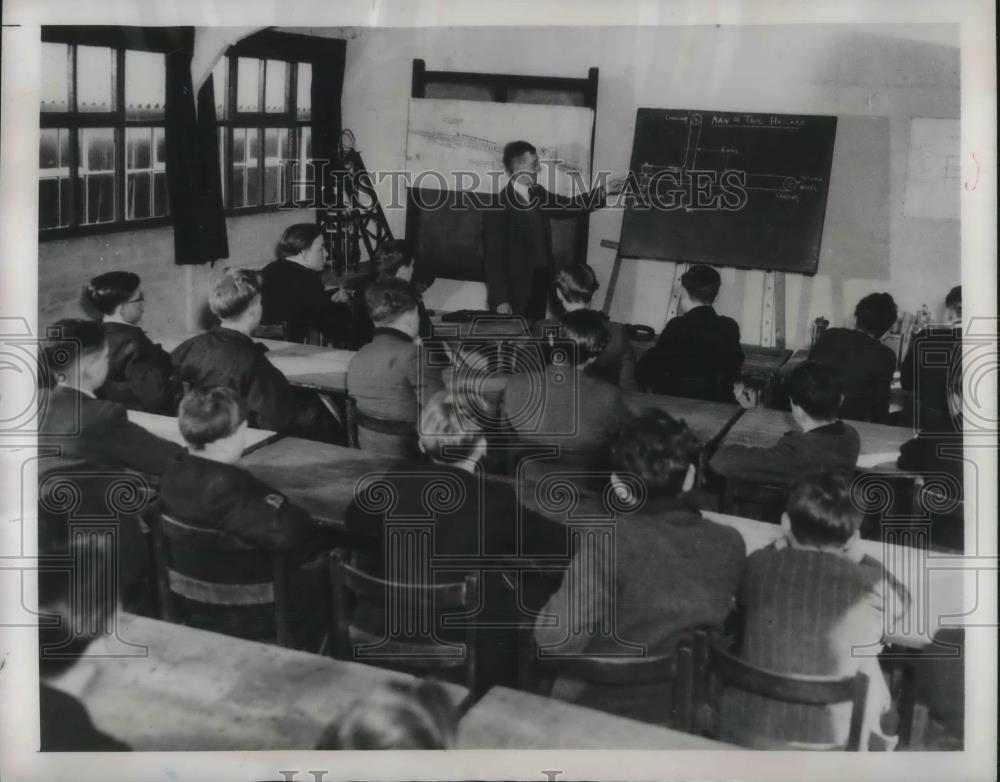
310, 40, 347, 210
165, 28, 229, 265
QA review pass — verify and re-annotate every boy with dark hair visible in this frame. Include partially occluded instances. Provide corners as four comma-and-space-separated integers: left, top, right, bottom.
809, 292, 898, 422
710, 361, 861, 487
158, 386, 334, 648
502, 309, 630, 466
84, 270, 179, 414
171, 269, 334, 440
535, 409, 745, 725
634, 264, 744, 402
716, 471, 907, 749
901, 284, 962, 431
349, 239, 432, 348
346, 278, 444, 456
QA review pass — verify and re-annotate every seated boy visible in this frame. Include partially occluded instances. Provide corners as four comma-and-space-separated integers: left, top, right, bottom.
809, 292, 898, 423
900, 284, 961, 432
502, 309, 630, 468
345, 277, 443, 457
171, 269, 336, 440
349, 239, 432, 349
710, 360, 861, 488
715, 471, 907, 749
157, 386, 336, 649
534, 409, 745, 725
634, 264, 743, 402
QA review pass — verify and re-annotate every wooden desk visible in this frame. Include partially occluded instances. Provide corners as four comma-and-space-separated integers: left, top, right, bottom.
48, 612, 467, 750
703, 511, 971, 649
127, 410, 279, 454
458, 687, 734, 749
740, 344, 793, 383
722, 407, 913, 466
156, 332, 353, 394
239, 437, 392, 524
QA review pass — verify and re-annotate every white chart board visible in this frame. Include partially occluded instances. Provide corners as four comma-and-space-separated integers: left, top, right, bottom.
405, 97, 595, 197
904, 117, 960, 219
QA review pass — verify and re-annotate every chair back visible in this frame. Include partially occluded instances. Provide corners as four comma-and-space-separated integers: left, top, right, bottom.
520, 634, 693, 731
690, 629, 870, 750
328, 549, 479, 693
252, 322, 289, 341
149, 510, 292, 647
344, 395, 417, 449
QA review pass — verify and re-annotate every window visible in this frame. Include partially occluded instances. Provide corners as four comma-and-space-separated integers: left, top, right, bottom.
39, 33, 169, 236
215, 53, 313, 212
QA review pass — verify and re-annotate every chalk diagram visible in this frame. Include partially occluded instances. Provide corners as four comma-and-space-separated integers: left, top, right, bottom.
633, 112, 825, 205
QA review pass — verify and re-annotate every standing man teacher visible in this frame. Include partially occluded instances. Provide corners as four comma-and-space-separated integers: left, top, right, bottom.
483, 141, 624, 319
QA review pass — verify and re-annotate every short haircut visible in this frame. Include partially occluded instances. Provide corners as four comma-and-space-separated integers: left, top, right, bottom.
610, 409, 700, 498
209, 269, 262, 320
680, 264, 722, 304
375, 239, 415, 277
559, 309, 610, 366
854, 292, 898, 338
84, 271, 140, 315
945, 285, 962, 316
785, 360, 843, 420
555, 264, 600, 305
178, 386, 247, 449
275, 223, 324, 259
502, 140, 536, 173
785, 471, 861, 547
43, 318, 106, 386
419, 390, 483, 463
315, 680, 457, 750
365, 277, 418, 324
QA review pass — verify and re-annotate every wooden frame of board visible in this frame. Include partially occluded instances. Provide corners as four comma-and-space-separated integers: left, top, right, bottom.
405, 59, 599, 282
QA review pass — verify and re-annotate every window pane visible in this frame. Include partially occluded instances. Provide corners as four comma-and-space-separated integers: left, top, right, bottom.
126, 127, 151, 170
264, 60, 287, 113
78, 128, 116, 225
153, 171, 169, 217
41, 43, 70, 112
218, 128, 227, 207
246, 161, 259, 206
278, 127, 290, 160
77, 46, 115, 112
233, 128, 246, 163
127, 172, 151, 220
212, 57, 228, 118
237, 57, 260, 112
248, 129, 260, 161
264, 127, 279, 158
125, 50, 165, 118
232, 166, 245, 209
264, 165, 279, 205
154, 127, 166, 166
296, 63, 311, 118
39, 128, 71, 229
301, 126, 312, 159
39, 128, 61, 169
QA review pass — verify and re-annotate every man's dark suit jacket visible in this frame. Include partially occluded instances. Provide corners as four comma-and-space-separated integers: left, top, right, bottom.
809, 327, 896, 423
634, 305, 744, 402
483, 183, 604, 316
344, 461, 567, 687
171, 327, 297, 433
260, 258, 352, 346
99, 322, 179, 414
709, 420, 861, 487
535, 495, 746, 725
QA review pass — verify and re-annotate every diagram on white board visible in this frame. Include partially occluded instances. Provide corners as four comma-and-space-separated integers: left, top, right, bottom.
405, 98, 594, 197
904, 117, 959, 220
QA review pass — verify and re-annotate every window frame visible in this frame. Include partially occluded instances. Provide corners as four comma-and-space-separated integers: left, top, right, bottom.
39, 27, 175, 240
215, 42, 313, 217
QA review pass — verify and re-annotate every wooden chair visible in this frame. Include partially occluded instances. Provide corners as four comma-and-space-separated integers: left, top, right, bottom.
518, 635, 695, 731
328, 549, 479, 693
252, 322, 289, 341
687, 629, 870, 750
343, 395, 417, 449
149, 510, 292, 647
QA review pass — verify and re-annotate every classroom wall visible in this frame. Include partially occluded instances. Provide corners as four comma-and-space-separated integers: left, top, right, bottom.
291, 23, 960, 349
37, 209, 311, 336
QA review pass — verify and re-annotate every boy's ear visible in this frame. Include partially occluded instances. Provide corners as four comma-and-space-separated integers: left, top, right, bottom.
780, 511, 793, 537
682, 463, 696, 493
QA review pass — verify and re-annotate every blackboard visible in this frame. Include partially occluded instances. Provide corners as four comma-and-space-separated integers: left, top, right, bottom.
619, 108, 837, 274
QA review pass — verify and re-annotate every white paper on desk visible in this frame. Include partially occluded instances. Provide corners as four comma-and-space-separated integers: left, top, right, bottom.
856, 451, 901, 469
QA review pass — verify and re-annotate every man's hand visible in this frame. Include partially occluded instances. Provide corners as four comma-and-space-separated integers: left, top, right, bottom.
330, 287, 352, 304
496, 302, 513, 315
